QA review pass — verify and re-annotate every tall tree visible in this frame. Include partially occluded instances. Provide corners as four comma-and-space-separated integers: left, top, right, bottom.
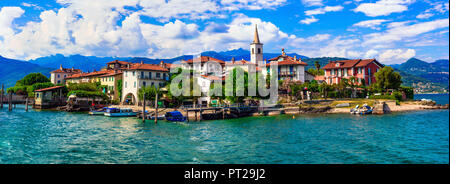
374, 66, 402, 92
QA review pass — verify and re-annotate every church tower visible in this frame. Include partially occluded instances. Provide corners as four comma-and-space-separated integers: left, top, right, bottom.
250, 24, 263, 65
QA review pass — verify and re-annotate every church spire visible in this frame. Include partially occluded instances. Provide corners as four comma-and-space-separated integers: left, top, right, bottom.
253, 24, 261, 44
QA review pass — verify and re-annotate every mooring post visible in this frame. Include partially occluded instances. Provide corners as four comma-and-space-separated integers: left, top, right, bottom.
186, 107, 189, 122
142, 91, 146, 123
0, 84, 3, 109
199, 104, 203, 121
8, 92, 12, 111
154, 92, 158, 124
25, 97, 28, 112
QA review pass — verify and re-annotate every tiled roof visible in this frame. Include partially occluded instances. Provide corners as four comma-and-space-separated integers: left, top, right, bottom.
322, 59, 382, 69
185, 56, 226, 64
225, 59, 255, 65
126, 63, 169, 72
98, 71, 123, 78
106, 60, 130, 65
201, 75, 225, 81
34, 85, 64, 92
65, 70, 111, 79
51, 68, 82, 74
267, 55, 307, 66
355, 59, 383, 67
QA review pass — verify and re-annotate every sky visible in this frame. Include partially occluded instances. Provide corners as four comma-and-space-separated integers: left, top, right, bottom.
0, 0, 448, 64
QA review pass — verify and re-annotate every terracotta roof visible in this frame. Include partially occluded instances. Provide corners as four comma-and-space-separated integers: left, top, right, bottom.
185, 56, 226, 64
267, 55, 307, 66
126, 63, 169, 72
322, 59, 382, 69
34, 85, 64, 92
65, 70, 111, 79
201, 75, 225, 81
355, 59, 383, 67
98, 71, 123, 78
51, 68, 82, 74
225, 59, 255, 65
106, 60, 130, 65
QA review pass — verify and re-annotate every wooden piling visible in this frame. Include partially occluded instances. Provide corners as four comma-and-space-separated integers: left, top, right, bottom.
199, 105, 203, 121
154, 92, 158, 124
186, 107, 189, 122
142, 92, 146, 122
0, 84, 3, 109
25, 98, 28, 112
222, 108, 225, 119
8, 93, 12, 111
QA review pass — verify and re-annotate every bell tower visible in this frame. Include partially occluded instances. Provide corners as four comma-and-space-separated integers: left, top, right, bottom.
250, 24, 263, 65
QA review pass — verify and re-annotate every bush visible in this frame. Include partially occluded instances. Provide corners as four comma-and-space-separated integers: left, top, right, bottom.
369, 94, 395, 100
400, 86, 414, 99
392, 91, 403, 101
67, 90, 108, 100
68, 83, 98, 91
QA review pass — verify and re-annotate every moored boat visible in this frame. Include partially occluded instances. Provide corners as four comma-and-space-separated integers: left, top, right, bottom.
165, 111, 187, 122
89, 107, 108, 115
104, 108, 137, 117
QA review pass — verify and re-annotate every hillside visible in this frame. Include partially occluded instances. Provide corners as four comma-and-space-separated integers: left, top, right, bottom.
0, 56, 53, 88
398, 58, 449, 86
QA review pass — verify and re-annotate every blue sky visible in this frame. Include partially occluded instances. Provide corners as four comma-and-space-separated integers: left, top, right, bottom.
0, 0, 448, 64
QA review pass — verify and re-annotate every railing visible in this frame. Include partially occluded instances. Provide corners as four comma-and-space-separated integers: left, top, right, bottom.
279, 72, 296, 76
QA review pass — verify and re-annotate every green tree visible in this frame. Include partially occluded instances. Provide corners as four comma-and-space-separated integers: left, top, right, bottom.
16, 73, 50, 86
374, 66, 402, 92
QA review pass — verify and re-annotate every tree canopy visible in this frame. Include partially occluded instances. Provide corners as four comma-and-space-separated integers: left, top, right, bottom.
374, 66, 402, 92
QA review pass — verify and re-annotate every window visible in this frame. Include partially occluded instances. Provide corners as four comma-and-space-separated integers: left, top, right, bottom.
134, 81, 136, 88
57, 80, 60, 84
57, 74, 60, 78
258, 48, 261, 54
125, 82, 127, 88
64, 75, 66, 78
141, 71, 144, 78
156, 73, 161, 78
149, 72, 152, 79
125, 71, 127, 77
163, 73, 166, 79
331, 69, 334, 75
252, 48, 254, 54
143, 81, 146, 87
344, 69, 347, 76
151, 82, 154, 86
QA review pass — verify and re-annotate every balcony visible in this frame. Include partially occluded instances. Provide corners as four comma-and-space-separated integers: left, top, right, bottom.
279, 71, 296, 76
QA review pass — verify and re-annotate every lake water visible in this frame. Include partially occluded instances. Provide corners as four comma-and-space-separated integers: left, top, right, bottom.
0, 94, 448, 164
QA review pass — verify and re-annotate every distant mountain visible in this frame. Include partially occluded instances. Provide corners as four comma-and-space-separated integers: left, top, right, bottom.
0, 55, 53, 88
397, 58, 449, 86
302, 57, 349, 70
29, 54, 131, 72
27, 48, 309, 71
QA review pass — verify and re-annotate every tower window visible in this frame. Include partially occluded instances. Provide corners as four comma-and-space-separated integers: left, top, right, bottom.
258, 48, 261, 54
252, 48, 254, 54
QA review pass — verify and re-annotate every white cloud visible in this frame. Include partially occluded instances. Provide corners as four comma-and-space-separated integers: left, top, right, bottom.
364, 19, 449, 46
300, 16, 318, 24
305, 5, 344, 16
416, 12, 434, 19
378, 48, 416, 64
301, 0, 323, 7
353, 19, 389, 29
0, 7, 25, 39
221, 0, 287, 10
353, 0, 414, 17
364, 49, 379, 58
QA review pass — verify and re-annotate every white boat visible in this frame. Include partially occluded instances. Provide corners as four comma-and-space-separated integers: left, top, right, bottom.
104, 108, 137, 117
89, 107, 108, 115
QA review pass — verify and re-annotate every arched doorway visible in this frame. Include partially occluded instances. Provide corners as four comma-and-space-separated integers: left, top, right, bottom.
123, 93, 136, 105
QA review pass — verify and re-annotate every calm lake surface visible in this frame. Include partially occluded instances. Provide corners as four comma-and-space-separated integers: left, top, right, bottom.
1, 94, 448, 164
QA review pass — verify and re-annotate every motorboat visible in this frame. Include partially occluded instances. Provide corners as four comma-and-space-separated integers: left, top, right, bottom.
165, 111, 187, 122
104, 108, 137, 117
89, 107, 108, 115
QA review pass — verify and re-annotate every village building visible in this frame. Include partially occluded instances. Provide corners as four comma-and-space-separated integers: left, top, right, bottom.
121, 62, 170, 105
97, 70, 123, 101
321, 59, 384, 85
33, 86, 66, 109
65, 70, 112, 84
197, 75, 225, 106
50, 65, 81, 84
182, 56, 226, 76
265, 49, 309, 82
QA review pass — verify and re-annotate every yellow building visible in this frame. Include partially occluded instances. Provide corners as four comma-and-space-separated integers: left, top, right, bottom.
98, 71, 123, 101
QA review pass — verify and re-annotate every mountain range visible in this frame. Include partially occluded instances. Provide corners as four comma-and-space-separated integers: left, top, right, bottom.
0, 49, 448, 91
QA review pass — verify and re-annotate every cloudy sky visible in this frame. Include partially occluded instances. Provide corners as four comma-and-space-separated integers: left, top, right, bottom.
0, 0, 448, 64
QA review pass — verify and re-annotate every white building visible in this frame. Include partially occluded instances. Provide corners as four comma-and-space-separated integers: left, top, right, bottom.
266, 49, 308, 82
182, 56, 225, 76
50, 65, 81, 84
121, 62, 169, 105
